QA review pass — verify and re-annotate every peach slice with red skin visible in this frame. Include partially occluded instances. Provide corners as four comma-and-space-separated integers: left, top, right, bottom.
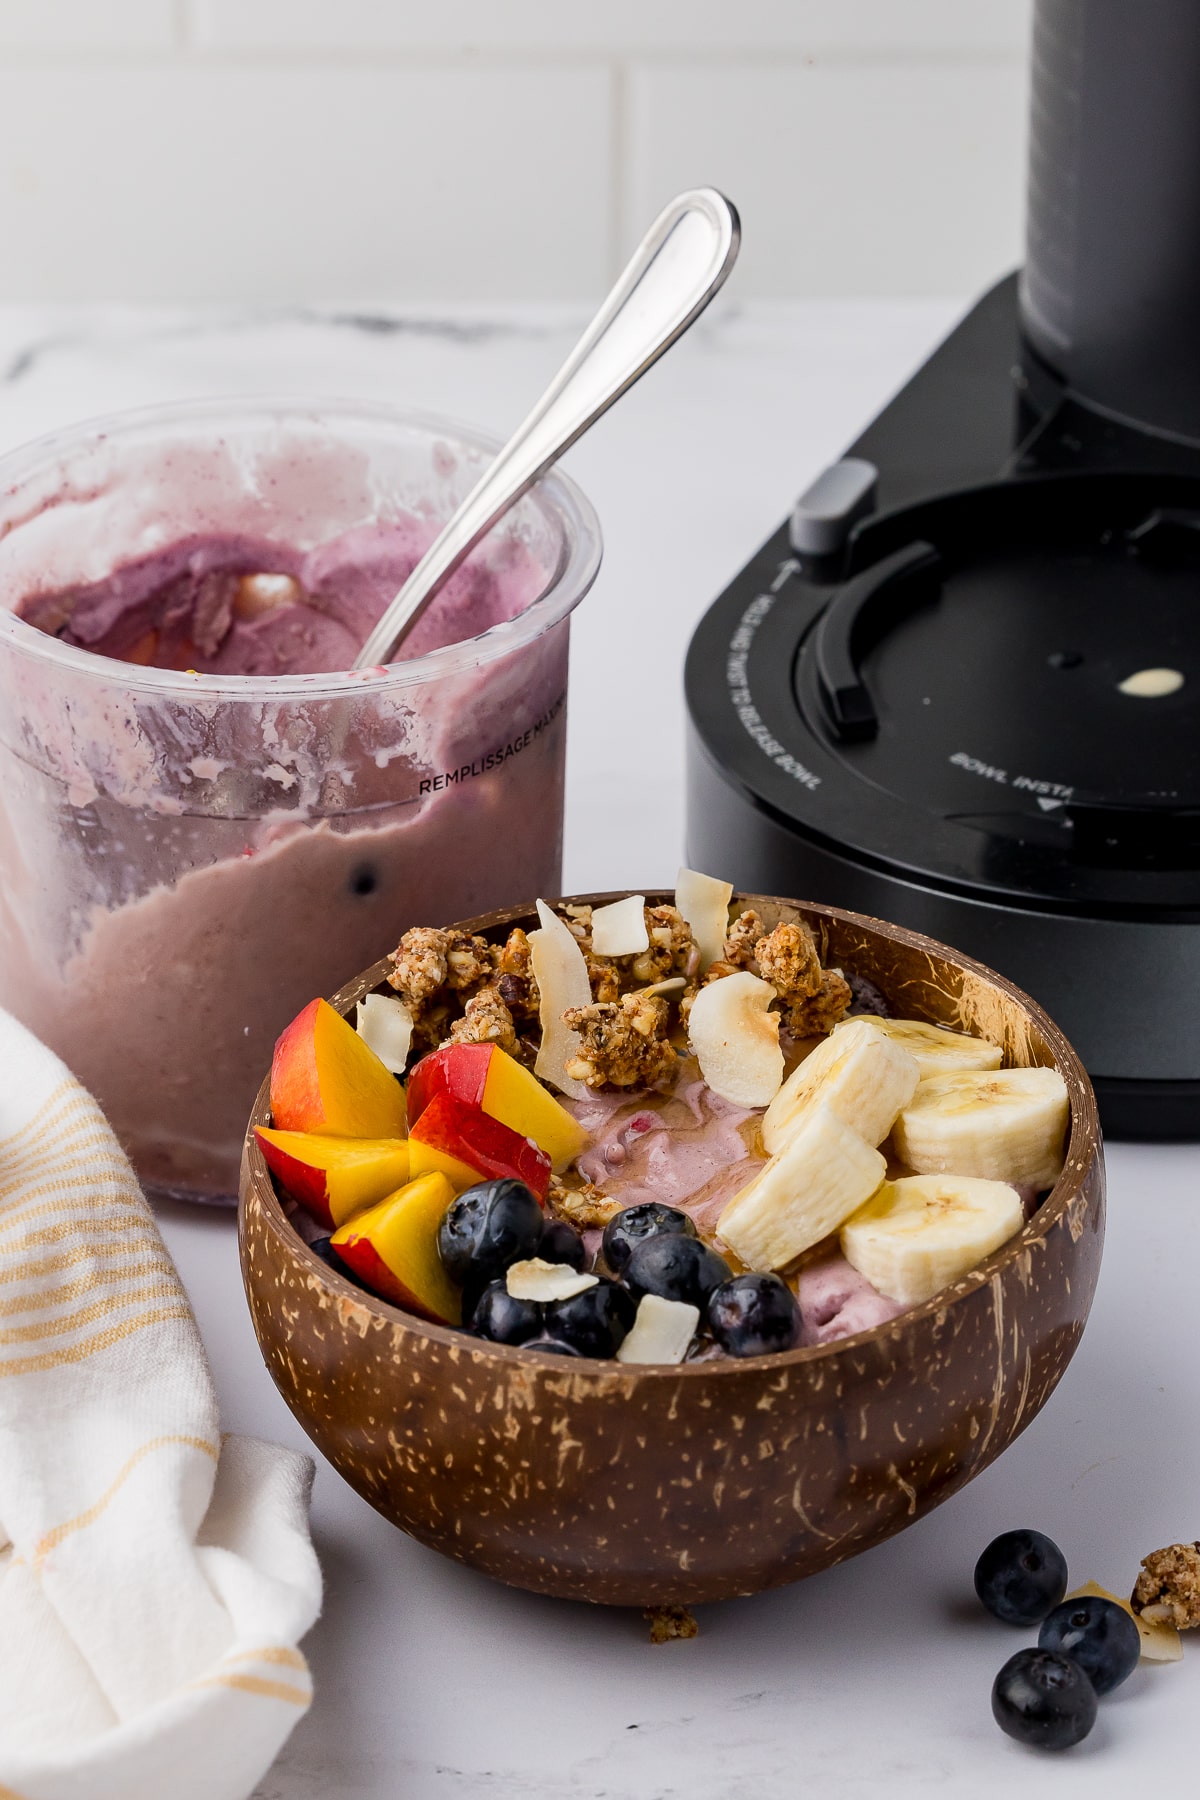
406, 1042, 587, 1173
271, 997, 406, 1139
253, 1128, 410, 1230
407, 1091, 551, 1200
330, 1172, 461, 1325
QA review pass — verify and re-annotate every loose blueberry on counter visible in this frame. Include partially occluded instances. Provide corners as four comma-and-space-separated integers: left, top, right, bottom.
602, 1202, 697, 1275
975, 1529, 1069, 1626
708, 1273, 802, 1357
539, 1217, 587, 1271
437, 1178, 544, 1288
624, 1234, 731, 1310
544, 1278, 637, 1359
1038, 1595, 1141, 1696
992, 1649, 1097, 1750
468, 1281, 544, 1346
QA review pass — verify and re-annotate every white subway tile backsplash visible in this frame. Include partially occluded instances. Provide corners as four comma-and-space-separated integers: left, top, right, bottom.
0, 0, 174, 50
190, 0, 1032, 58
627, 62, 1028, 297
0, 67, 611, 302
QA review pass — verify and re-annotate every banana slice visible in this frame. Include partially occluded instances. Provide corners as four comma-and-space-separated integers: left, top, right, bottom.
840, 1174, 1023, 1306
835, 1016, 1003, 1077
891, 1066, 1069, 1190
762, 1017, 919, 1154
687, 970, 783, 1107
718, 1101, 885, 1272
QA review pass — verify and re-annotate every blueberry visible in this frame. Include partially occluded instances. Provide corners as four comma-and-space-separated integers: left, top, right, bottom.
974, 1529, 1069, 1626
992, 1649, 1097, 1750
308, 1235, 370, 1292
436, 1179, 544, 1288
602, 1202, 697, 1275
624, 1233, 731, 1309
349, 863, 378, 896
544, 1278, 637, 1359
708, 1273, 802, 1357
1038, 1596, 1140, 1696
525, 1337, 585, 1357
539, 1217, 586, 1271
467, 1280, 543, 1346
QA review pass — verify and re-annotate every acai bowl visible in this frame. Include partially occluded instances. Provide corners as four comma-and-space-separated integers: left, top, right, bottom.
239, 882, 1103, 1606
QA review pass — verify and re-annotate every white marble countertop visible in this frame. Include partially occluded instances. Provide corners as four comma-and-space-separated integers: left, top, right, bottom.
2, 298, 1197, 1797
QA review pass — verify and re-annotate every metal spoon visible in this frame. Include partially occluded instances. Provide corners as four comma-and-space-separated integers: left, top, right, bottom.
352, 187, 740, 670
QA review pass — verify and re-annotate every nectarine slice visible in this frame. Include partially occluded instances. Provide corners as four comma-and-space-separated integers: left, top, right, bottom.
254, 1128, 410, 1230
407, 1042, 587, 1173
331, 1173, 460, 1324
407, 1091, 551, 1199
271, 997, 406, 1139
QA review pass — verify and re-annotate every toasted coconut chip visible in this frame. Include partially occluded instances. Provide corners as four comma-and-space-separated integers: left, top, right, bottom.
675, 866, 733, 972
591, 894, 649, 957
356, 992, 414, 1076
616, 1293, 699, 1365
506, 1258, 598, 1302
530, 899, 592, 1100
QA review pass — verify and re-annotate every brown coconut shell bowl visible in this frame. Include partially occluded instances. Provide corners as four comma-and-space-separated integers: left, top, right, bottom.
239, 894, 1104, 1607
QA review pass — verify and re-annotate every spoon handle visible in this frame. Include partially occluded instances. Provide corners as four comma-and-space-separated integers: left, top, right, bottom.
352, 187, 740, 670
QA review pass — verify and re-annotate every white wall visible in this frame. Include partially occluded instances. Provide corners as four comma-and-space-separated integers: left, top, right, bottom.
0, 0, 1031, 301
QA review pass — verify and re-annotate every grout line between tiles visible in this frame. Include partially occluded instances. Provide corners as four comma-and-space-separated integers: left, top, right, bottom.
0, 48, 1030, 75
609, 58, 628, 282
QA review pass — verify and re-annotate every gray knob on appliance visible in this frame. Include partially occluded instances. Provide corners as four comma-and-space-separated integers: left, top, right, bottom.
789, 457, 878, 556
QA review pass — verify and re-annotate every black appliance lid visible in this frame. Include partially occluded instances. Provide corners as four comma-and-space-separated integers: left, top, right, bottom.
687, 470, 1200, 919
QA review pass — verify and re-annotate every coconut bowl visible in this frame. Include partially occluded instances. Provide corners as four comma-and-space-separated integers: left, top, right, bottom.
238, 894, 1104, 1606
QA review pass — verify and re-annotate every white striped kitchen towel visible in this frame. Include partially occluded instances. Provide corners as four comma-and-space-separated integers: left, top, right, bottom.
0, 1009, 321, 1800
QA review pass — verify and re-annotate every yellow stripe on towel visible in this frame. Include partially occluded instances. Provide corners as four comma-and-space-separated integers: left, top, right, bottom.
33, 1434, 220, 1566
0, 1303, 194, 1380
190, 1673, 311, 1707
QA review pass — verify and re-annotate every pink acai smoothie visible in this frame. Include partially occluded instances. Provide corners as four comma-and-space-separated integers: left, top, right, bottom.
565, 1058, 907, 1347
0, 510, 580, 1201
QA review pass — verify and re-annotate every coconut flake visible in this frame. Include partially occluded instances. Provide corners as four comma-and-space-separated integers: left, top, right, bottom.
617, 1293, 700, 1365
675, 867, 733, 971
590, 894, 649, 957
356, 992, 414, 1076
506, 1258, 599, 1302
529, 899, 592, 1100
687, 970, 783, 1107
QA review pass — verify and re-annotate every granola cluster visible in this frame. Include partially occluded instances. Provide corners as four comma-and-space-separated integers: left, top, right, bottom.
387, 924, 539, 1058
387, 900, 851, 1089
1131, 1541, 1200, 1630
563, 992, 678, 1090
697, 909, 852, 1039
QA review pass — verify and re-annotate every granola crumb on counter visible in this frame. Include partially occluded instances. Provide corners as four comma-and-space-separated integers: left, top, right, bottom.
563, 992, 678, 1089
1132, 1542, 1200, 1629
644, 1604, 699, 1644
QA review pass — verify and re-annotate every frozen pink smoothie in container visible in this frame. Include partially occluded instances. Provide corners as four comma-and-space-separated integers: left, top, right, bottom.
0, 399, 600, 1202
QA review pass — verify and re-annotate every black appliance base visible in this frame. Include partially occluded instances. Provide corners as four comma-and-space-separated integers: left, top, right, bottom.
1091, 1078, 1200, 1142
